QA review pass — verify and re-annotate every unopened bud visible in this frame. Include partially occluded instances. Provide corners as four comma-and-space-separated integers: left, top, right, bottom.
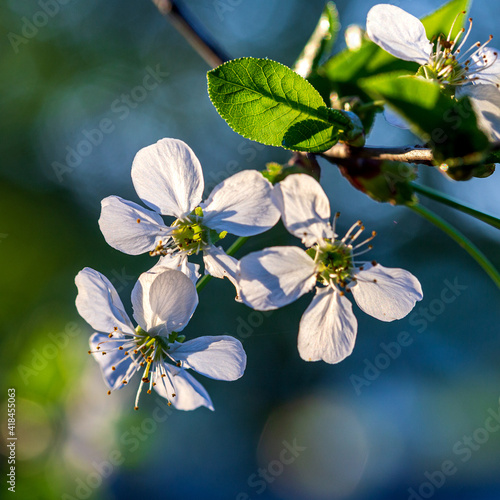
339, 111, 365, 147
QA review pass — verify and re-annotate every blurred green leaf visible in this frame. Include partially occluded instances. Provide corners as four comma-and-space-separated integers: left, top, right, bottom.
422, 0, 471, 40
294, 2, 340, 78
359, 72, 489, 166
207, 57, 348, 151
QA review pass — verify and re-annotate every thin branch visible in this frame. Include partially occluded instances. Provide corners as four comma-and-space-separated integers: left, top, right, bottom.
321, 143, 434, 165
152, 0, 229, 68
411, 183, 500, 229
409, 204, 500, 289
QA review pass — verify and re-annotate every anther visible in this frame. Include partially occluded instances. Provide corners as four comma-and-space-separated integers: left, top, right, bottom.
119, 346, 123, 350
107, 390, 111, 395
137, 219, 141, 223
371, 260, 377, 266
142, 377, 150, 383
122, 380, 128, 385
147, 389, 152, 394
112, 366, 116, 371
108, 333, 113, 338
134, 406, 139, 410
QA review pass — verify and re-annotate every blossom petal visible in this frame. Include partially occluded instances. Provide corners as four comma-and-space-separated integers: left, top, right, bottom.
471, 47, 500, 86
75, 267, 135, 335
384, 107, 411, 129
99, 196, 172, 255
366, 4, 432, 65
238, 246, 317, 310
272, 174, 334, 247
131, 138, 204, 218
203, 246, 241, 300
201, 170, 280, 236
297, 287, 357, 364
154, 364, 214, 411
90, 333, 140, 390
456, 84, 500, 141
131, 269, 198, 335
149, 254, 200, 286
169, 336, 246, 381
351, 263, 423, 322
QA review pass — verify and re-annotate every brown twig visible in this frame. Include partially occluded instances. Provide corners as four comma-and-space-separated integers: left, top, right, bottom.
321, 143, 434, 166
152, 0, 229, 68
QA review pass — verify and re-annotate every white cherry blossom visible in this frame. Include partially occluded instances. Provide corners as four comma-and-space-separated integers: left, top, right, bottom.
367, 4, 500, 140
99, 138, 280, 286
238, 174, 423, 364
75, 267, 246, 411
367, 4, 500, 87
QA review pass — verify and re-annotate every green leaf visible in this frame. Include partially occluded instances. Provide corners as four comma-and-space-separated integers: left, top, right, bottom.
359, 72, 489, 165
282, 119, 339, 151
207, 57, 348, 152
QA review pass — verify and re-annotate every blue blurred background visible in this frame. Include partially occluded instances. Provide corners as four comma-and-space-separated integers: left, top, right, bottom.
1, 0, 499, 498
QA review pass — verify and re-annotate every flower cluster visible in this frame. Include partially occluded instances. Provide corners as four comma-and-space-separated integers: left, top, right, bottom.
366, 3, 500, 140
76, 137, 423, 412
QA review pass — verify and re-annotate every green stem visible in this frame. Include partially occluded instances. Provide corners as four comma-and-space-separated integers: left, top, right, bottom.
411, 183, 500, 230
355, 100, 385, 113
226, 236, 250, 255
195, 237, 249, 293
409, 204, 500, 289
